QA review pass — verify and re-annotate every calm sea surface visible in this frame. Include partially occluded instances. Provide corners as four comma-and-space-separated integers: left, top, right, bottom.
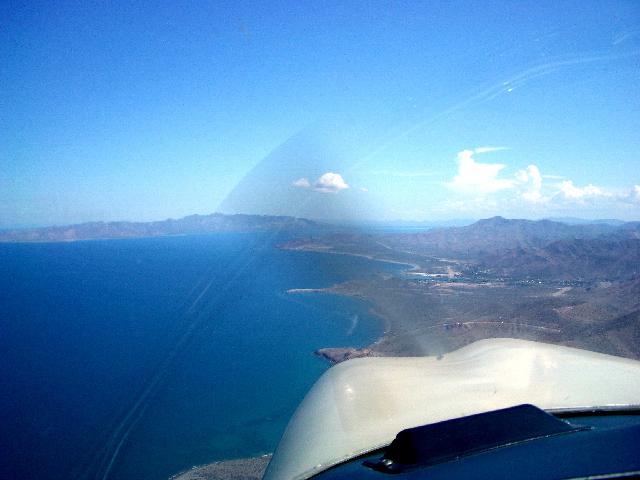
0, 233, 401, 480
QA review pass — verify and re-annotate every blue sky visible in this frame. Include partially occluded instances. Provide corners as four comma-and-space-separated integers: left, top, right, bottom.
2, 1, 639, 227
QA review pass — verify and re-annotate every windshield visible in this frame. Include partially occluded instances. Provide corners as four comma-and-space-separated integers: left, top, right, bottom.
1, 2, 639, 480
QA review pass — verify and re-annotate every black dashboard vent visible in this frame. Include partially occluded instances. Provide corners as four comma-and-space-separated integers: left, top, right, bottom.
364, 404, 585, 474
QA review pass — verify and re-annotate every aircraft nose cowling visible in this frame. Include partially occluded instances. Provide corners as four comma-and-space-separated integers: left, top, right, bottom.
263, 338, 640, 480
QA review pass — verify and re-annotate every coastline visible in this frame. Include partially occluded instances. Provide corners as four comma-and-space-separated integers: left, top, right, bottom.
282, 244, 416, 363
282, 243, 421, 272
286, 282, 393, 363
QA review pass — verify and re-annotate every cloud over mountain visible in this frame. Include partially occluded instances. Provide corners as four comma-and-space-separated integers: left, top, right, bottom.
314, 172, 350, 193
447, 149, 514, 194
440, 147, 639, 219
293, 172, 350, 194
558, 180, 606, 200
516, 165, 543, 202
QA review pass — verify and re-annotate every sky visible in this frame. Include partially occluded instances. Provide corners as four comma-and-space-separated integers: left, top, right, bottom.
1, 0, 639, 227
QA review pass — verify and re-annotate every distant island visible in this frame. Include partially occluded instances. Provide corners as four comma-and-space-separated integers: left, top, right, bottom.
0, 213, 326, 243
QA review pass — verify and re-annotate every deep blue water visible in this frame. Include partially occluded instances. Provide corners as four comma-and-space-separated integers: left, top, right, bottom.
0, 233, 401, 480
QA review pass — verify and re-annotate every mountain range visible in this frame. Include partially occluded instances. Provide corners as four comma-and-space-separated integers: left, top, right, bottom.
384, 216, 637, 258
381, 216, 639, 281
3, 214, 639, 283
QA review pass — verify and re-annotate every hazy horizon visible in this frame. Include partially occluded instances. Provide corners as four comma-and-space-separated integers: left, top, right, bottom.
2, 210, 637, 232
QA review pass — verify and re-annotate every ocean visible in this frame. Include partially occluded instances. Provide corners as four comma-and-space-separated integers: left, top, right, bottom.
0, 233, 401, 480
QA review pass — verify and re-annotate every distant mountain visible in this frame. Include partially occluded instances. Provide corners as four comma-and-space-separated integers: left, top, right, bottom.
339, 219, 476, 230
482, 237, 640, 281
277, 215, 640, 282
384, 216, 623, 258
613, 221, 640, 238
545, 217, 627, 226
0, 213, 326, 243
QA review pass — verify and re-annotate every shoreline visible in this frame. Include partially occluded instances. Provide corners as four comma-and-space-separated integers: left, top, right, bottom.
281, 244, 421, 272
287, 282, 392, 363
170, 281, 388, 479
282, 244, 428, 363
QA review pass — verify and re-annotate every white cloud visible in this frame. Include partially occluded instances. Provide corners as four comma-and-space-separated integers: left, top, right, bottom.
314, 172, 350, 193
293, 172, 350, 194
559, 180, 605, 200
440, 147, 638, 217
359, 187, 369, 192
292, 177, 311, 188
447, 149, 514, 194
516, 165, 543, 202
